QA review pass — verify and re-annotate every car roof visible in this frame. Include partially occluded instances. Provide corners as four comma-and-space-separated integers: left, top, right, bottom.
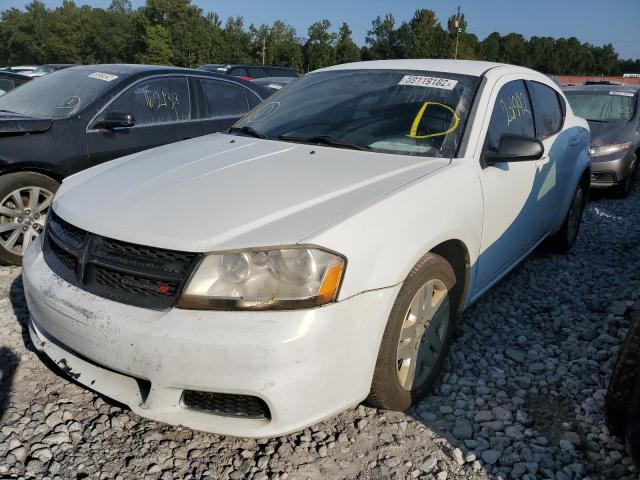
563, 84, 639, 94
0, 71, 32, 80
59, 64, 271, 98
315, 59, 511, 77
201, 64, 294, 70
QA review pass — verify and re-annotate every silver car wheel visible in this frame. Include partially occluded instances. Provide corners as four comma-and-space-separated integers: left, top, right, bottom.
0, 186, 53, 256
396, 278, 450, 390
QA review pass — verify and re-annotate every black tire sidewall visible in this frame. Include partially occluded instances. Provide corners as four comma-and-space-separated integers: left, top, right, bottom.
0, 172, 59, 266
369, 254, 457, 411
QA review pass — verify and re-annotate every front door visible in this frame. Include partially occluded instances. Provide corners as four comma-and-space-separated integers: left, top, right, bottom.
86, 76, 195, 167
476, 79, 548, 289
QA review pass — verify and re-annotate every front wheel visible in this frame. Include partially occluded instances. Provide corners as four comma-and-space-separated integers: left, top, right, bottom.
545, 181, 586, 253
0, 172, 59, 265
368, 253, 456, 411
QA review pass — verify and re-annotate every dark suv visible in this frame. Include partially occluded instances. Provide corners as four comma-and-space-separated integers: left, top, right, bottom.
198, 64, 298, 80
606, 313, 640, 467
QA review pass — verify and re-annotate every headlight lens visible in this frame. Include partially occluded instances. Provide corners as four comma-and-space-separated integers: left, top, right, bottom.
589, 142, 631, 157
177, 246, 346, 310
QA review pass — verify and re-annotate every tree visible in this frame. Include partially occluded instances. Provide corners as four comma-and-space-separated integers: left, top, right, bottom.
366, 14, 396, 59
109, 0, 132, 15
335, 23, 360, 64
136, 23, 173, 65
304, 20, 336, 71
407, 9, 447, 59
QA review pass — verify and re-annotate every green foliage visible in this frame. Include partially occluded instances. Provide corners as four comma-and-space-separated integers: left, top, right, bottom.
0, 2, 632, 75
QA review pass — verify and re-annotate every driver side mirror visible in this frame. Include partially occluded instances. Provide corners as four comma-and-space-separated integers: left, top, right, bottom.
485, 134, 544, 163
97, 111, 135, 130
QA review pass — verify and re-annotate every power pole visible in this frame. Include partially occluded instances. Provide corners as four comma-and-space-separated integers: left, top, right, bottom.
454, 6, 461, 60
262, 37, 266, 65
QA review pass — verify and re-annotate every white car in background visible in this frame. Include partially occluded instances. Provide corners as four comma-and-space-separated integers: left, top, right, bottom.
23, 59, 590, 437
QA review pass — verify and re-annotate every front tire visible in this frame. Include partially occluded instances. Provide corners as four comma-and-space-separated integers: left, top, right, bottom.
545, 180, 586, 253
368, 253, 457, 411
0, 172, 59, 265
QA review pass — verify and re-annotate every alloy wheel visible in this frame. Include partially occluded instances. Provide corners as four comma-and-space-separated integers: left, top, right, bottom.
0, 186, 53, 256
396, 278, 450, 390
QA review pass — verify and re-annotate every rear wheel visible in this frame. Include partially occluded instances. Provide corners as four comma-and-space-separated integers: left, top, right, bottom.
368, 253, 456, 411
0, 172, 59, 265
545, 181, 586, 253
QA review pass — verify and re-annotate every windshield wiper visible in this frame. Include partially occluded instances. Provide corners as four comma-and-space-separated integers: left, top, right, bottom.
278, 134, 370, 151
228, 125, 268, 139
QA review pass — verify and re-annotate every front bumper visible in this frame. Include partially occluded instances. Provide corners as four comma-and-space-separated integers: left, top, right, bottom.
23, 237, 400, 437
589, 152, 634, 188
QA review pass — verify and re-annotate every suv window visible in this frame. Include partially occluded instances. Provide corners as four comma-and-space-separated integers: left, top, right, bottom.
104, 77, 191, 126
247, 67, 268, 79
485, 80, 535, 153
200, 79, 250, 118
527, 81, 563, 139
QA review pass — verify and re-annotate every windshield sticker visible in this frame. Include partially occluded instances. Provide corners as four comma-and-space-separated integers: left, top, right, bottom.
398, 75, 458, 90
268, 84, 283, 90
609, 91, 635, 97
250, 102, 280, 122
57, 96, 80, 109
88, 72, 118, 82
407, 102, 460, 139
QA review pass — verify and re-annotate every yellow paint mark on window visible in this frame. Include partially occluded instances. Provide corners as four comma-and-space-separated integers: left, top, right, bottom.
407, 102, 460, 139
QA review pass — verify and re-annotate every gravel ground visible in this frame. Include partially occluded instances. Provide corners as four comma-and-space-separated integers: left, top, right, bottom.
1, 179, 640, 480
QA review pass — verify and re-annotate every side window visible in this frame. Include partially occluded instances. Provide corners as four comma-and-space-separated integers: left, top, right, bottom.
230, 68, 248, 78
527, 81, 563, 139
200, 79, 250, 118
485, 80, 535, 153
247, 91, 262, 109
103, 77, 190, 126
247, 67, 268, 79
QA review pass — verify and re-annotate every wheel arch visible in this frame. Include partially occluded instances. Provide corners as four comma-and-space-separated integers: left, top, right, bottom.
429, 239, 470, 316
0, 164, 64, 183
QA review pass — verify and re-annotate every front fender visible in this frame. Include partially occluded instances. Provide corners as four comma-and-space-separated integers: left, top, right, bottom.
304, 159, 483, 302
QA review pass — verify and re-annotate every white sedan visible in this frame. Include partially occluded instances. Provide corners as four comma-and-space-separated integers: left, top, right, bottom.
23, 59, 590, 437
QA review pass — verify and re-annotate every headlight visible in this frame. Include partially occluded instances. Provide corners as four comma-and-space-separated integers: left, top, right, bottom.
177, 246, 346, 310
589, 142, 631, 157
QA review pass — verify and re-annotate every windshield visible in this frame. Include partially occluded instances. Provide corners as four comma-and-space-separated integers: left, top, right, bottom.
0, 68, 126, 119
233, 69, 480, 158
565, 91, 636, 122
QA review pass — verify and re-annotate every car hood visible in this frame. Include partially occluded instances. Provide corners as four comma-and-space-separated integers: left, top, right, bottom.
0, 111, 52, 134
587, 120, 633, 147
54, 134, 449, 252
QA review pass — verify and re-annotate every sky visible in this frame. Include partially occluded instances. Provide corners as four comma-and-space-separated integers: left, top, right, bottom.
1, 0, 639, 60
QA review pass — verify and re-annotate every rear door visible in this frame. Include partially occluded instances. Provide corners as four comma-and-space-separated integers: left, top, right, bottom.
86, 76, 195, 166
526, 80, 568, 232
195, 78, 256, 135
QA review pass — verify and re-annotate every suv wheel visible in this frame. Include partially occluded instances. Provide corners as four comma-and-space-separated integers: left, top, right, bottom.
0, 172, 59, 265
